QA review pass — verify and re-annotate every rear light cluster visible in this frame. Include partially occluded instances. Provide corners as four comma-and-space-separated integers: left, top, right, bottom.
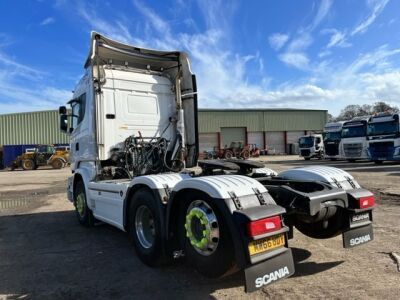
246, 215, 281, 237
357, 196, 375, 209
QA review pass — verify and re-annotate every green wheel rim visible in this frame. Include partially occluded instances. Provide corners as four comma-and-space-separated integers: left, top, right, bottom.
76, 193, 85, 217
185, 200, 219, 256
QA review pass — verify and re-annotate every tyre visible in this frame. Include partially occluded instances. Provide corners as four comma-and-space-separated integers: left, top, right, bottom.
22, 159, 35, 170
224, 150, 234, 159
241, 150, 250, 159
51, 158, 64, 169
74, 180, 94, 227
128, 188, 164, 266
179, 192, 235, 278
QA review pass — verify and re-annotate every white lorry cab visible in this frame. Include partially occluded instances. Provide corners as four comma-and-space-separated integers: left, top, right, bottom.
298, 134, 324, 160
323, 122, 344, 160
340, 117, 369, 162
367, 113, 400, 163
58, 32, 376, 293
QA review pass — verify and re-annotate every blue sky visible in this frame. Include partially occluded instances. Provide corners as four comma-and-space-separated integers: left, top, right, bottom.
0, 0, 399, 116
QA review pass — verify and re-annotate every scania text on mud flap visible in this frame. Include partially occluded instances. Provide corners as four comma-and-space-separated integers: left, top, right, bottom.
59, 32, 375, 293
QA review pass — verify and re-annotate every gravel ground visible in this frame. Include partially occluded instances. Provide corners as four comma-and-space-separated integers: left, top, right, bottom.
0, 158, 399, 299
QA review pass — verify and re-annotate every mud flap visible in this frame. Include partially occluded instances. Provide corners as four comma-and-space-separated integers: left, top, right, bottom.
342, 224, 374, 248
244, 249, 295, 293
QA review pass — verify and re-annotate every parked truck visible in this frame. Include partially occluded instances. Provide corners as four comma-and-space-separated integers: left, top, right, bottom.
340, 117, 369, 162
298, 134, 324, 160
323, 121, 344, 160
367, 113, 400, 163
59, 32, 375, 293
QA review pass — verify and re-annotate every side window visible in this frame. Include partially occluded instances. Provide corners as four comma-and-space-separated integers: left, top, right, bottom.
71, 93, 86, 129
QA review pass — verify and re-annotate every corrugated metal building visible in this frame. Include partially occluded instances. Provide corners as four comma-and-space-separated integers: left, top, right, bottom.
198, 109, 327, 154
0, 108, 327, 167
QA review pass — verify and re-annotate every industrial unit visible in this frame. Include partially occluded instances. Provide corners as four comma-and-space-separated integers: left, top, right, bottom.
198, 109, 327, 154
0, 108, 327, 168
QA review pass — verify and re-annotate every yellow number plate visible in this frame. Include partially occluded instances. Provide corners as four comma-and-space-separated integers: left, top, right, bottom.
248, 234, 285, 256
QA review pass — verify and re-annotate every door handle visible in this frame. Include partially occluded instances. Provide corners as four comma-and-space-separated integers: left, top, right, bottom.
75, 143, 79, 151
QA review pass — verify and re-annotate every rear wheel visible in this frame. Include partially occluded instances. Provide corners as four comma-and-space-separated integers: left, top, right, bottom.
129, 188, 164, 266
51, 158, 64, 169
74, 180, 94, 227
180, 193, 235, 278
22, 159, 35, 170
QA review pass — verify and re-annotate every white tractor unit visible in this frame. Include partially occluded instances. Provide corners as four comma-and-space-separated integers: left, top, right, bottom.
323, 121, 344, 160
59, 32, 375, 293
298, 134, 324, 160
340, 117, 370, 162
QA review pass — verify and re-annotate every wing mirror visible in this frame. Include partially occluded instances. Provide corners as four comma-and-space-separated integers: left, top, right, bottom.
59, 106, 67, 115
60, 114, 68, 133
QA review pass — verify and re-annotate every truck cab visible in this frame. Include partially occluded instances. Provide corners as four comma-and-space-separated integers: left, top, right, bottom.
298, 134, 324, 160
323, 122, 344, 160
340, 117, 369, 161
367, 113, 400, 163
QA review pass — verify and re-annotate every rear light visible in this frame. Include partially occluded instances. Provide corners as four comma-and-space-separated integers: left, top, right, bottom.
357, 196, 375, 209
247, 215, 281, 237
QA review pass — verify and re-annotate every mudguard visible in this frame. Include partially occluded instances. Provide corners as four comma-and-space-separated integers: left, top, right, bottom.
167, 175, 294, 291
279, 166, 361, 190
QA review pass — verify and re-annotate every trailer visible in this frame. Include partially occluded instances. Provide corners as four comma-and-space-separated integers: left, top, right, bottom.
58, 32, 375, 293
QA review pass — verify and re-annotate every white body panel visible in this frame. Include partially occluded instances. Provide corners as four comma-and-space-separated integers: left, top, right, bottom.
279, 166, 361, 190
98, 69, 175, 160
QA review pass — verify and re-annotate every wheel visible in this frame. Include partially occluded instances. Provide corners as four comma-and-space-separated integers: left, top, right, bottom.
241, 150, 250, 159
74, 180, 94, 227
51, 158, 64, 169
129, 188, 164, 266
206, 152, 213, 160
304, 157, 311, 161
180, 192, 235, 278
374, 160, 383, 164
223, 150, 234, 159
22, 159, 35, 170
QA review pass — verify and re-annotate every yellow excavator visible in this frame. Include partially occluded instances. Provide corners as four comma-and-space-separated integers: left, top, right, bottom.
10, 145, 69, 170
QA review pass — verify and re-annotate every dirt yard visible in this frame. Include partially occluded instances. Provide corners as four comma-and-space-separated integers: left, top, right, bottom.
0, 158, 399, 299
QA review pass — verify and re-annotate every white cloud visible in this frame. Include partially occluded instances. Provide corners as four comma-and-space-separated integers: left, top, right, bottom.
351, 0, 390, 35
278, 53, 310, 70
308, 0, 333, 31
268, 33, 289, 51
40, 17, 55, 26
324, 29, 351, 48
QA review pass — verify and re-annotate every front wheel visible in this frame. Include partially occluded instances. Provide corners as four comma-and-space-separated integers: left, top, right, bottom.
224, 150, 234, 159
51, 158, 64, 169
74, 180, 94, 227
129, 188, 164, 266
180, 193, 235, 278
